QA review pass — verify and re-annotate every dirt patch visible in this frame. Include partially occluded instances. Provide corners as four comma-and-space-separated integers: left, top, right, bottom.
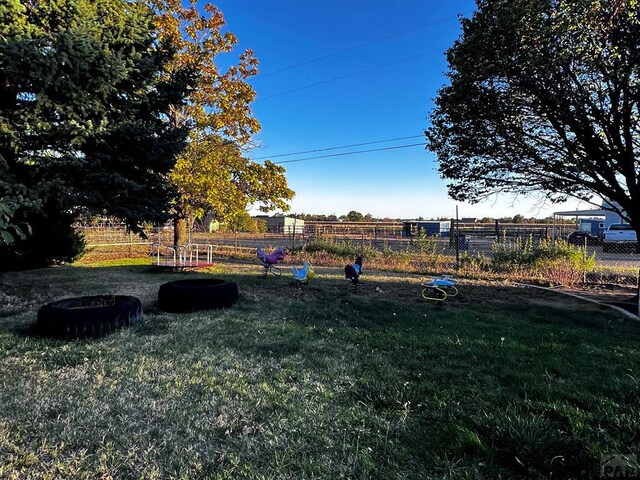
562, 283, 639, 315
568, 283, 637, 301
233, 263, 621, 317
222, 261, 640, 320
526, 296, 601, 311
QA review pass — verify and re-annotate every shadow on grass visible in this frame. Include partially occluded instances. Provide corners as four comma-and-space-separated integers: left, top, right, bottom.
5, 261, 637, 339
2, 263, 640, 478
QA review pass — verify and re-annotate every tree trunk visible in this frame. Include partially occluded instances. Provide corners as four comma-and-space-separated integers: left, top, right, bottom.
173, 216, 187, 247
626, 205, 640, 255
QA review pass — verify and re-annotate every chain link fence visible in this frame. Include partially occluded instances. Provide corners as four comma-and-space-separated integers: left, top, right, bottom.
77, 224, 640, 290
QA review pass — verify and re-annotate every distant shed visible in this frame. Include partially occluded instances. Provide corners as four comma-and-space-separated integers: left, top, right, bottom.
255, 216, 304, 234
578, 218, 605, 235
402, 220, 451, 237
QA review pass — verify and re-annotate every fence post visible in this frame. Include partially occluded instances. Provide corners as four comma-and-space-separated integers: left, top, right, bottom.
637, 268, 640, 317
292, 218, 297, 251
455, 206, 460, 268
450, 219, 455, 247
583, 237, 588, 284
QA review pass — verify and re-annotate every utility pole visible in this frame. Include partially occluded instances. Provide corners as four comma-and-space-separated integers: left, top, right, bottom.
455, 205, 460, 267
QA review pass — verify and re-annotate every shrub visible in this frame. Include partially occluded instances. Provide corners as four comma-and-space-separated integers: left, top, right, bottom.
491, 236, 594, 284
491, 235, 536, 270
459, 251, 490, 276
380, 241, 411, 270
0, 206, 85, 271
303, 238, 378, 259
532, 240, 595, 286
408, 231, 447, 270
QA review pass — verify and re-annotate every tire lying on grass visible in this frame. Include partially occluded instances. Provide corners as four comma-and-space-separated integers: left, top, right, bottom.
158, 279, 239, 313
37, 295, 142, 339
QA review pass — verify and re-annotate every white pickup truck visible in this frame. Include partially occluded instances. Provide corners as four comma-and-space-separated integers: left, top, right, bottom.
602, 223, 637, 252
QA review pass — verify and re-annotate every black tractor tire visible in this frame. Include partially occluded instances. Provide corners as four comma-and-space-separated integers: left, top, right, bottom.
37, 295, 142, 339
157, 279, 239, 313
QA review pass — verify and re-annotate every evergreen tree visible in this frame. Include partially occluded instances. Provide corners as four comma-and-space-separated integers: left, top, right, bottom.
0, 0, 192, 267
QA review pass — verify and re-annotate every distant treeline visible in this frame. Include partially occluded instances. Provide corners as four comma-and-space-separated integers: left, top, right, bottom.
280, 212, 575, 224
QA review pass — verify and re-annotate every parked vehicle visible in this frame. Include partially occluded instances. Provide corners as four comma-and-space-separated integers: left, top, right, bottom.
567, 230, 601, 246
602, 223, 637, 252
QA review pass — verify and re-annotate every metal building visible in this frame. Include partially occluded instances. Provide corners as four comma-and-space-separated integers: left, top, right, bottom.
255, 216, 304, 234
402, 220, 451, 237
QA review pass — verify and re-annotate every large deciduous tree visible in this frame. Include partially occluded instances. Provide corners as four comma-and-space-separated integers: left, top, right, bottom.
346, 211, 365, 222
169, 137, 293, 240
427, 0, 640, 237
150, 0, 294, 246
0, 0, 192, 268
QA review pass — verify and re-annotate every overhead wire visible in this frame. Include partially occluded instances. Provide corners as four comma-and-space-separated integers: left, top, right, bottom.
252, 134, 424, 160
253, 11, 471, 79
272, 142, 427, 165
257, 48, 445, 101
245, 11, 471, 165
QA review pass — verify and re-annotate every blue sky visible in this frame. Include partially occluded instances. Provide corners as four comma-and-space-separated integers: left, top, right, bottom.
212, 1, 585, 219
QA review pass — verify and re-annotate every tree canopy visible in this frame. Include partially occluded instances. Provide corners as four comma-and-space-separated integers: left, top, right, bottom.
149, 0, 293, 244
0, 0, 192, 265
427, 0, 639, 230
169, 137, 293, 227
150, 0, 260, 141
345, 211, 365, 222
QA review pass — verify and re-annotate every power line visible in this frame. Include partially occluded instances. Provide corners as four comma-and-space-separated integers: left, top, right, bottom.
273, 142, 427, 165
254, 11, 471, 79
253, 135, 424, 160
257, 48, 445, 102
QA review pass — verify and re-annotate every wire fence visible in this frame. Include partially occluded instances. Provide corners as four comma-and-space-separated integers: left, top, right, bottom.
78, 225, 640, 289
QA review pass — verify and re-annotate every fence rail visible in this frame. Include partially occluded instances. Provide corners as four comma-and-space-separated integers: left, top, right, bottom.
77, 225, 640, 288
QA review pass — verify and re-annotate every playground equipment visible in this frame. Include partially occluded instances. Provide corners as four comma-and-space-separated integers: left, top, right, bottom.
345, 256, 364, 292
421, 275, 458, 302
151, 243, 214, 269
257, 246, 286, 277
292, 262, 314, 285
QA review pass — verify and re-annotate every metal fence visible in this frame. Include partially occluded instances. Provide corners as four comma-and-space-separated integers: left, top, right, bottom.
78, 224, 640, 288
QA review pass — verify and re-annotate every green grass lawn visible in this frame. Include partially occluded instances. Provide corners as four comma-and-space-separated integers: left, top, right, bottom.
1, 260, 639, 479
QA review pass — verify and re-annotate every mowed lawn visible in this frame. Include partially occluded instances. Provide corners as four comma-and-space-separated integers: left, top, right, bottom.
1, 260, 639, 479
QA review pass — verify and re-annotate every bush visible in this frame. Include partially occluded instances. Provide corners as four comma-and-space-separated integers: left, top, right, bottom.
491, 235, 536, 270
303, 238, 378, 259
459, 251, 490, 276
408, 230, 440, 255
0, 207, 85, 271
491, 236, 595, 285
408, 231, 447, 270
380, 241, 411, 269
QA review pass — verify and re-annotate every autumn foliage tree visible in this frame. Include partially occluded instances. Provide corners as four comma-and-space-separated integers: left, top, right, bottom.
427, 0, 640, 238
169, 137, 292, 235
150, 0, 294, 245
